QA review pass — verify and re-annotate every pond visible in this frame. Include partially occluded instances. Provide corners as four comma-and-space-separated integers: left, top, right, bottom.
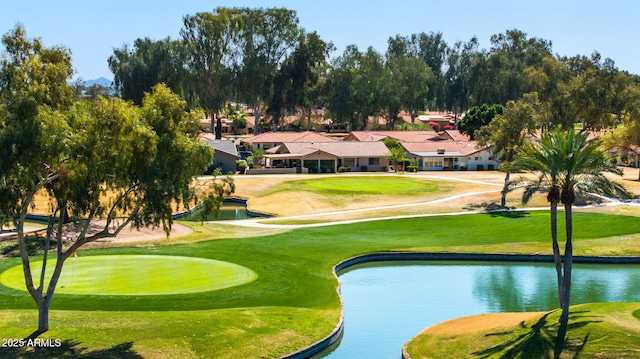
312, 261, 640, 359
181, 202, 265, 221
212, 204, 252, 220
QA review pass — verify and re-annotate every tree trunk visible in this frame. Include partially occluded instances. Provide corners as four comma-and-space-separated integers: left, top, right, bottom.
215, 116, 222, 140
253, 104, 260, 135
37, 298, 51, 332
501, 170, 510, 207
560, 204, 574, 325
549, 199, 564, 314
214, 111, 216, 133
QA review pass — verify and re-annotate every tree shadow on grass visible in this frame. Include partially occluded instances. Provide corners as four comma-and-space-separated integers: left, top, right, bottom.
472, 310, 599, 359
462, 202, 529, 219
487, 210, 530, 219
0, 335, 143, 359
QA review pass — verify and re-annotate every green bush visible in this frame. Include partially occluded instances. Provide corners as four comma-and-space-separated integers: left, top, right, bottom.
338, 166, 350, 173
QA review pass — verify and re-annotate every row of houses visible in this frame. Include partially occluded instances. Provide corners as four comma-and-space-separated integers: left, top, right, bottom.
201, 129, 499, 174
202, 110, 457, 136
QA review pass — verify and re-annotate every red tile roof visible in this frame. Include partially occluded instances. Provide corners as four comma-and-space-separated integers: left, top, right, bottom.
344, 131, 442, 142
241, 131, 336, 144
277, 141, 390, 157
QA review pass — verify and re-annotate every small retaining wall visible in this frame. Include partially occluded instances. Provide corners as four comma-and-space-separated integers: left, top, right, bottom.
172, 197, 272, 220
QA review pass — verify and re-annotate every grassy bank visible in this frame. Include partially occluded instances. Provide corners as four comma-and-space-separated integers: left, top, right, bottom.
404, 302, 640, 358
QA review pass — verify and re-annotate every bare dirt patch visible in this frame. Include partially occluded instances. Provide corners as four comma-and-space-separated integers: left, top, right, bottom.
61, 220, 193, 245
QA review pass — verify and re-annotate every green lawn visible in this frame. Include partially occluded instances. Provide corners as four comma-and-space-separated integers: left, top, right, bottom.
296, 176, 441, 195
258, 175, 447, 197
1, 210, 640, 357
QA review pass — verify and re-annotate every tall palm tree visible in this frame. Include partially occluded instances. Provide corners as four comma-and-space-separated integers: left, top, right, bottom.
506, 128, 630, 326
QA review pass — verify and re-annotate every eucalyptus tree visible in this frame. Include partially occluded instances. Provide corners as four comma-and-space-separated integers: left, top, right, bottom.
1, 26, 232, 332
355, 47, 389, 129
267, 31, 333, 129
473, 29, 552, 106
181, 8, 243, 138
507, 129, 629, 326
525, 53, 637, 132
326, 45, 388, 131
235, 7, 302, 133
522, 55, 574, 131
562, 54, 631, 131
108, 37, 185, 106
384, 55, 433, 126
0, 23, 74, 246
387, 31, 448, 109
444, 37, 479, 116
325, 45, 360, 130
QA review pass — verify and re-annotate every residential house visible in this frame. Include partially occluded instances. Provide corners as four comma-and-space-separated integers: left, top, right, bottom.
343, 129, 495, 171
201, 139, 240, 174
240, 131, 337, 151
402, 141, 498, 171
264, 141, 390, 173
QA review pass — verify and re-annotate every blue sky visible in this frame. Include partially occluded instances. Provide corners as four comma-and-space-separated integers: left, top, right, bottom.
2, 0, 639, 80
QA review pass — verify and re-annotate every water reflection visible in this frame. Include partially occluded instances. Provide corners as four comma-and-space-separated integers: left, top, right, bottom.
473, 263, 557, 312
314, 261, 640, 359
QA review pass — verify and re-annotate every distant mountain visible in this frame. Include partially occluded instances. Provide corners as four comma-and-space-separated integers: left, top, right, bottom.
85, 77, 113, 87
68, 77, 113, 87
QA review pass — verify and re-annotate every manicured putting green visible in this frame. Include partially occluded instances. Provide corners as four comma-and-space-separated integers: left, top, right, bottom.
0, 255, 257, 296
298, 176, 439, 195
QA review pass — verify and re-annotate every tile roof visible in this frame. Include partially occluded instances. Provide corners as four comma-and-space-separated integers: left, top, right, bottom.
277, 141, 390, 158
241, 131, 336, 144
441, 130, 471, 142
344, 131, 442, 142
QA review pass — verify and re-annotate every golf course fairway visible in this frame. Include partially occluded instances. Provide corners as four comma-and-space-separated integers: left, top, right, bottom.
0, 255, 257, 295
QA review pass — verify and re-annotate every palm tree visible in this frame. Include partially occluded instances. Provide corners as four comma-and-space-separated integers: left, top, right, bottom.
506, 128, 630, 326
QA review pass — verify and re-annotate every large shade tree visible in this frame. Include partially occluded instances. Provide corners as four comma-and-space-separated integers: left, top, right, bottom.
181, 8, 243, 137
267, 31, 333, 129
236, 7, 301, 134
0, 26, 232, 332
326, 46, 388, 131
383, 55, 434, 127
108, 37, 185, 106
386, 31, 448, 110
507, 129, 630, 327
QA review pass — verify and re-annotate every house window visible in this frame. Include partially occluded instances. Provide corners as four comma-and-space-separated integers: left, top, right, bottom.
424, 159, 443, 167
368, 158, 380, 166
475, 156, 482, 161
